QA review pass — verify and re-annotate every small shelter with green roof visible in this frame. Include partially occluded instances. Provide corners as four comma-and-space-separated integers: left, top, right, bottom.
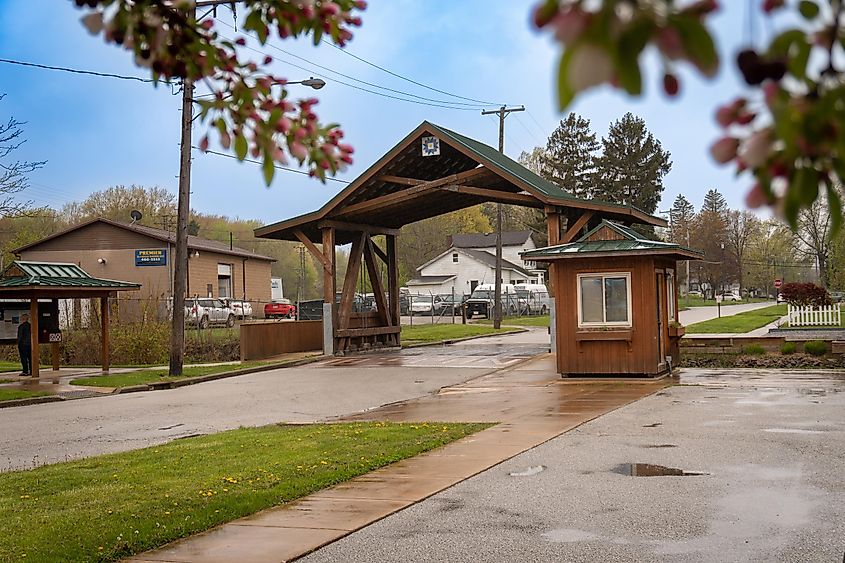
256, 121, 668, 356
0, 260, 140, 377
522, 221, 703, 377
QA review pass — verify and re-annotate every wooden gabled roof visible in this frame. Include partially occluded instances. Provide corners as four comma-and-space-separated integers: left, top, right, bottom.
255, 121, 667, 245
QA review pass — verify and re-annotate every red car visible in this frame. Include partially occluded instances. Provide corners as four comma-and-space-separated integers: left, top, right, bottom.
264, 299, 296, 319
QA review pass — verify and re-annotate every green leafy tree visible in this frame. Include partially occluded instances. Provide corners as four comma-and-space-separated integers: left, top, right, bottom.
540, 113, 599, 199
694, 189, 728, 296
592, 113, 672, 214
669, 194, 696, 288
725, 210, 761, 293
61, 185, 176, 227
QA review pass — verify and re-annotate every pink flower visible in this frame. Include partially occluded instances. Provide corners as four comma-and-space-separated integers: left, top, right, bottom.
739, 130, 772, 168
290, 141, 308, 161
710, 137, 739, 163
566, 44, 614, 93
715, 105, 735, 127
552, 8, 589, 45
745, 183, 768, 208
656, 27, 684, 60
275, 117, 292, 134
81, 12, 104, 35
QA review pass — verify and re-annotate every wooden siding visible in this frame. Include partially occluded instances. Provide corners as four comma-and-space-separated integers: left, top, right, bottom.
554, 255, 677, 376
240, 320, 323, 360
586, 225, 625, 242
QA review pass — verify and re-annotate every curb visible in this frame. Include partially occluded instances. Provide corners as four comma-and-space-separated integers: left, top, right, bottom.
403, 328, 528, 348
0, 395, 64, 409
95, 355, 326, 395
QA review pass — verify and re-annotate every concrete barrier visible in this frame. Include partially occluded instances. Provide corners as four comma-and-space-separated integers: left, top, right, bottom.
240, 320, 322, 361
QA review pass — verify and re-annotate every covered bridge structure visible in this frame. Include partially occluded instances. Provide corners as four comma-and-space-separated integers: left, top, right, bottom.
256, 121, 665, 355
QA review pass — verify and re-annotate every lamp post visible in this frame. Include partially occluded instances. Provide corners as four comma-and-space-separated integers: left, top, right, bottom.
285, 77, 326, 89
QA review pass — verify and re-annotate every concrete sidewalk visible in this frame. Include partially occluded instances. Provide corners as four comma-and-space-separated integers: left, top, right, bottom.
129, 355, 666, 563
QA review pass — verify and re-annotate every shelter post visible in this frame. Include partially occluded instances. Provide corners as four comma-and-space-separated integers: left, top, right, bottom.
52, 298, 60, 371
387, 234, 399, 345
29, 297, 39, 378
101, 296, 110, 372
321, 226, 336, 355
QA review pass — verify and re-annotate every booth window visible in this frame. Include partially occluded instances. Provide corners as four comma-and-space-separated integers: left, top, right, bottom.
577, 272, 631, 327
666, 273, 675, 320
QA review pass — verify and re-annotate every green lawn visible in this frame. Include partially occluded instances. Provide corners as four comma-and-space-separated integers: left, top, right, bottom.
0, 388, 51, 402
69, 361, 281, 388
685, 304, 788, 334
679, 296, 772, 309
0, 421, 489, 563
401, 323, 509, 343
0, 361, 23, 373
476, 315, 550, 327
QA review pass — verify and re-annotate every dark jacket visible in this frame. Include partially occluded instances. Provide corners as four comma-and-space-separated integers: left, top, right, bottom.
17, 321, 31, 348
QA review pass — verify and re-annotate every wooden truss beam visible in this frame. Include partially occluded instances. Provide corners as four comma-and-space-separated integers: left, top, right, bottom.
363, 237, 392, 327
317, 220, 400, 237
340, 167, 490, 217
337, 232, 366, 332
370, 239, 388, 264
439, 185, 543, 208
293, 229, 331, 272
560, 211, 595, 244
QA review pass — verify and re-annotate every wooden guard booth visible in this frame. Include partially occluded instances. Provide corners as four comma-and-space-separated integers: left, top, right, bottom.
256, 121, 666, 355
522, 221, 703, 377
0, 261, 140, 377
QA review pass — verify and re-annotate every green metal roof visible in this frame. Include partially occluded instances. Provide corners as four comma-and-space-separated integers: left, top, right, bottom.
522, 221, 704, 260
427, 123, 656, 216
0, 261, 141, 289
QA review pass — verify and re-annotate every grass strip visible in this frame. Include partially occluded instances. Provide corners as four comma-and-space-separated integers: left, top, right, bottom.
0, 421, 490, 562
401, 323, 507, 343
476, 315, 550, 327
0, 388, 51, 402
685, 304, 787, 334
678, 296, 771, 308
69, 361, 282, 388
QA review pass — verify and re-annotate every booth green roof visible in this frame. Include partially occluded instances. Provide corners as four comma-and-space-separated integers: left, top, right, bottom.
0, 261, 141, 289
522, 221, 704, 260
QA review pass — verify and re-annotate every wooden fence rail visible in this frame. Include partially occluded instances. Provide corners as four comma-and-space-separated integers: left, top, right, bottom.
787, 304, 841, 327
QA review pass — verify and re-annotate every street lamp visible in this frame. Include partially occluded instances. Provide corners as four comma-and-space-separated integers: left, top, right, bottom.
284, 77, 326, 90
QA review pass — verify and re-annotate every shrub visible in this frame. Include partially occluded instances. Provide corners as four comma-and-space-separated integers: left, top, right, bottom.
780, 342, 797, 355
804, 340, 828, 356
780, 282, 831, 307
743, 344, 765, 355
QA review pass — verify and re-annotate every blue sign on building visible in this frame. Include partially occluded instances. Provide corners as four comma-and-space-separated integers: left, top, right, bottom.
135, 249, 167, 266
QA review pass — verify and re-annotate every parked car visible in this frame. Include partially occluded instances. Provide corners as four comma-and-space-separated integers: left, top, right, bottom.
465, 284, 519, 318
185, 298, 235, 328
410, 294, 440, 316
829, 291, 844, 303
514, 283, 550, 315
221, 298, 253, 319
686, 289, 703, 298
264, 298, 296, 319
433, 294, 465, 316
720, 291, 742, 302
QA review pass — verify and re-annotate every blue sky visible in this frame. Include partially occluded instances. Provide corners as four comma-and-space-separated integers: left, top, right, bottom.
0, 1, 769, 224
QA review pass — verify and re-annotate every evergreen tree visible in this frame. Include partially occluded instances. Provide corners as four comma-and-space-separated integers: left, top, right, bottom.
668, 194, 695, 245
539, 113, 599, 199
701, 188, 728, 216
593, 113, 672, 214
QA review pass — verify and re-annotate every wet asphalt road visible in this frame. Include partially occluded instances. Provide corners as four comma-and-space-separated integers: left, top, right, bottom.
0, 331, 549, 471
302, 369, 845, 563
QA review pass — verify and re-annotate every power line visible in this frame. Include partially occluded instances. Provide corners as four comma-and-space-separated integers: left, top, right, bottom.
321, 39, 506, 107
525, 110, 549, 141
0, 58, 158, 84
215, 20, 488, 108
209, 28, 478, 111
195, 147, 351, 184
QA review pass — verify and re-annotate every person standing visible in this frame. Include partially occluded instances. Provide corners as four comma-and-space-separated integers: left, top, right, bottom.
17, 313, 31, 377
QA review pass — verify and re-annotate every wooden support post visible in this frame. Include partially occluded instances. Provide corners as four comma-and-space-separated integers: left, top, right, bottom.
364, 237, 391, 327
29, 298, 39, 378
51, 342, 60, 371
387, 234, 400, 346
101, 296, 110, 372
546, 207, 561, 246
321, 227, 336, 355
337, 232, 366, 336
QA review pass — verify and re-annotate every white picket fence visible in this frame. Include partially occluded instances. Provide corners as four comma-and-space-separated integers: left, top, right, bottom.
787, 304, 841, 327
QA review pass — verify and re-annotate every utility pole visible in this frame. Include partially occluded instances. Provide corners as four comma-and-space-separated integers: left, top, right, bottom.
481, 105, 524, 329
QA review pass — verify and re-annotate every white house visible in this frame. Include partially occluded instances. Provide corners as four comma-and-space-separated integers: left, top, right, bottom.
406, 231, 545, 297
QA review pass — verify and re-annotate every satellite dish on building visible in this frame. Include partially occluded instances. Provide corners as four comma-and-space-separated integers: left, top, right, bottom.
130, 210, 143, 224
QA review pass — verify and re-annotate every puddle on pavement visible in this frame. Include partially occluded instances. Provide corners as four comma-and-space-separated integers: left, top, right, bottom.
508, 465, 545, 477
612, 463, 708, 477
641, 444, 677, 448
762, 428, 825, 435
642, 422, 662, 428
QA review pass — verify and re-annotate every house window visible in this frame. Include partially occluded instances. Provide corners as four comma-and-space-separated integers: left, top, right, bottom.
577, 272, 632, 327
452, 253, 459, 263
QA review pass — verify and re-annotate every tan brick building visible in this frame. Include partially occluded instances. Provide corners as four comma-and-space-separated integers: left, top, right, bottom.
13, 218, 274, 319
